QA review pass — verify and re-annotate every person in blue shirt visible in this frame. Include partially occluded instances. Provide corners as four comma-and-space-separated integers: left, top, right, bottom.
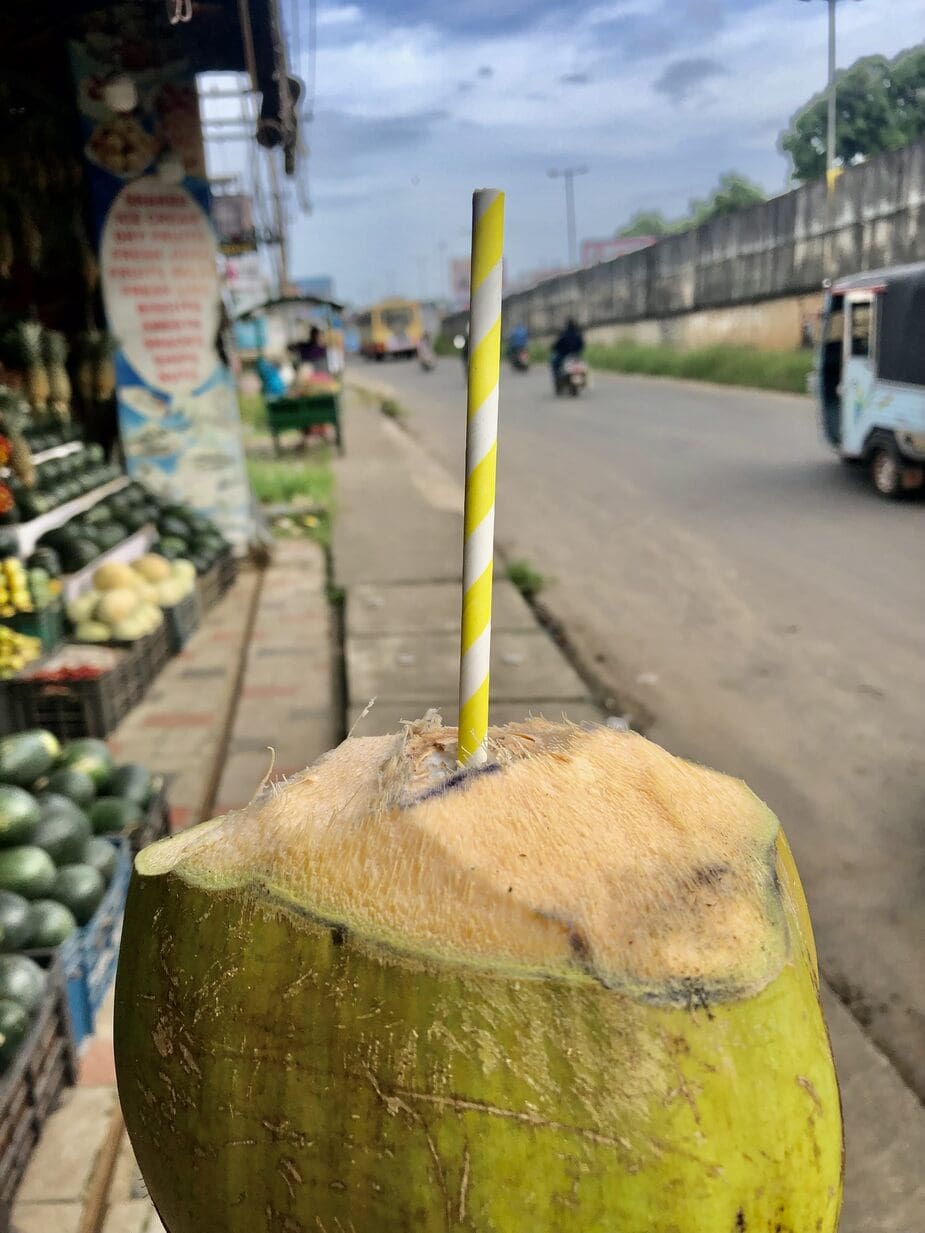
508, 323, 529, 353
256, 355, 287, 398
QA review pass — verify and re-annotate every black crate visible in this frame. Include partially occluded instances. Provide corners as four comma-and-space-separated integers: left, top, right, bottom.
196, 562, 222, 614
217, 549, 237, 596
0, 955, 77, 1231
131, 780, 170, 853
163, 591, 200, 654
5, 646, 145, 739
106, 620, 172, 685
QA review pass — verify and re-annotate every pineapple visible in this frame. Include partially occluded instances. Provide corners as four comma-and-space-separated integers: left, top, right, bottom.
5, 321, 49, 413
43, 330, 72, 420
77, 329, 117, 404
0, 390, 35, 489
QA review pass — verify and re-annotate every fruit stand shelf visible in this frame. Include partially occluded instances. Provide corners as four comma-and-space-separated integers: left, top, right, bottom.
30, 442, 83, 467
62, 526, 156, 601
12, 477, 130, 558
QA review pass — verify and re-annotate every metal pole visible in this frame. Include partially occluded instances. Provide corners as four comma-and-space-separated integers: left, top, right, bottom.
826, 0, 837, 178
565, 173, 577, 268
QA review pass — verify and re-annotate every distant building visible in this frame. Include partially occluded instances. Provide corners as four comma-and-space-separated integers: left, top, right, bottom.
579, 235, 657, 266
292, 275, 336, 300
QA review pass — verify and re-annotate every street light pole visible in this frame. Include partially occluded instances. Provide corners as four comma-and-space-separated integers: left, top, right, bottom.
826, 0, 837, 181
548, 166, 588, 267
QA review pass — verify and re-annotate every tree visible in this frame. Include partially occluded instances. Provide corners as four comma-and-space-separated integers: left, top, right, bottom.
688, 172, 766, 225
780, 48, 925, 182
616, 172, 767, 240
617, 210, 671, 238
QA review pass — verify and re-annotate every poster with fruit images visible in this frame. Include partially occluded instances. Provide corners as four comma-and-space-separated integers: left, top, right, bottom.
69, 5, 254, 551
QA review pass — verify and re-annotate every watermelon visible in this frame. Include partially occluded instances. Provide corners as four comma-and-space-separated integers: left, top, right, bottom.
0, 954, 46, 1015
26, 899, 77, 948
0, 998, 29, 1068
83, 837, 118, 884
89, 796, 142, 836
0, 891, 32, 952
104, 764, 152, 808
0, 786, 40, 847
52, 866, 105, 926
42, 769, 96, 808
57, 740, 114, 787
0, 847, 56, 899
0, 732, 61, 787
32, 809, 92, 866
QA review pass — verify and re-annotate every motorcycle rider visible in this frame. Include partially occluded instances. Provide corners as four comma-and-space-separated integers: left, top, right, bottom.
507, 322, 529, 358
550, 318, 585, 385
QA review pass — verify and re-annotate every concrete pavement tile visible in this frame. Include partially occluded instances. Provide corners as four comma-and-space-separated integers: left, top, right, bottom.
348, 630, 589, 705
109, 1136, 145, 1205
101, 1201, 154, 1233
77, 1037, 115, 1086
10, 1203, 82, 1232
348, 580, 535, 637
347, 699, 604, 736
16, 1088, 118, 1202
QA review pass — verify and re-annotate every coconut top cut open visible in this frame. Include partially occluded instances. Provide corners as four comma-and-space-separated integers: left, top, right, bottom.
139, 716, 792, 1005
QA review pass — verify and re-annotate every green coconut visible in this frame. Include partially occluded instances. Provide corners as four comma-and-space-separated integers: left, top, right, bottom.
114, 717, 842, 1233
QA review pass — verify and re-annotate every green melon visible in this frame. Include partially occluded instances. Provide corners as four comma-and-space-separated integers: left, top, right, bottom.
0, 847, 57, 900
26, 899, 77, 948
0, 998, 29, 1068
52, 865, 106, 926
0, 732, 61, 788
0, 954, 46, 1015
0, 786, 41, 848
42, 769, 96, 808
0, 890, 32, 952
83, 837, 118, 884
89, 797, 142, 837
57, 740, 114, 788
104, 765, 153, 808
32, 809, 92, 866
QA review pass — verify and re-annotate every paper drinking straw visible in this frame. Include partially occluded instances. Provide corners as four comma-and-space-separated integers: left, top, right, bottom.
458, 188, 505, 767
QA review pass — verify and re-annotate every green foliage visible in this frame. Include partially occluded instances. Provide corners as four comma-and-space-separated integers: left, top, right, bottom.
433, 334, 457, 356
688, 172, 766, 225
380, 398, 404, 420
237, 392, 267, 429
616, 172, 766, 239
618, 210, 672, 238
506, 559, 546, 599
583, 342, 814, 395
246, 452, 333, 508
781, 49, 925, 182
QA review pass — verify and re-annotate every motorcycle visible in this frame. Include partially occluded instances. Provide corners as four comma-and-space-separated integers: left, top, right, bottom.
554, 356, 588, 397
508, 347, 530, 372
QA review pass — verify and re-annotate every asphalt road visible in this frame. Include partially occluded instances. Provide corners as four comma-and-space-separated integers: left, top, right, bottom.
367, 356, 925, 1102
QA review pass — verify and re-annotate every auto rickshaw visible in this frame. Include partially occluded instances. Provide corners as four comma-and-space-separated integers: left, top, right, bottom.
816, 263, 925, 497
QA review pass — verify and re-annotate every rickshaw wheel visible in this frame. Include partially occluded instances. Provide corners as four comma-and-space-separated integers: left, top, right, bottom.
870, 446, 901, 499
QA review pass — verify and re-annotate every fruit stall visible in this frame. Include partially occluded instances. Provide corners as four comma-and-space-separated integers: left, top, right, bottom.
0, 729, 167, 1219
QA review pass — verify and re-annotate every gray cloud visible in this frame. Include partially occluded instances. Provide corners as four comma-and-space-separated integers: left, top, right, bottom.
653, 57, 725, 103
561, 72, 590, 85
477, 65, 494, 78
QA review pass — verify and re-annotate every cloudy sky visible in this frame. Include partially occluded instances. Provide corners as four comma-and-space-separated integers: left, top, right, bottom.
210, 0, 925, 304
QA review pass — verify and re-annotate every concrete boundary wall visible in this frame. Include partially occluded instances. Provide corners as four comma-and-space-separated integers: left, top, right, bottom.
443, 138, 925, 351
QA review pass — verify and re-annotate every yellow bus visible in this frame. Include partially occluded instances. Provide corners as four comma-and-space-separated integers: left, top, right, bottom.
355, 298, 424, 360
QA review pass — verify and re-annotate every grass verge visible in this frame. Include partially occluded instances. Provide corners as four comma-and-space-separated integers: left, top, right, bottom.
381, 397, 404, 420
238, 392, 267, 429
529, 340, 813, 395
246, 451, 334, 547
506, 558, 546, 599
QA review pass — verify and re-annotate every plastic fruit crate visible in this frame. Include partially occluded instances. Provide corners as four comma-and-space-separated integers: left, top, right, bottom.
0, 953, 76, 1230
217, 549, 237, 596
5, 643, 146, 739
196, 562, 222, 614
163, 591, 200, 654
78, 837, 131, 1024
8, 602, 65, 653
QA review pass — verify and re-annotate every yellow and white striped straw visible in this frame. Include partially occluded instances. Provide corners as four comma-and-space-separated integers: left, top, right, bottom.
458, 188, 505, 767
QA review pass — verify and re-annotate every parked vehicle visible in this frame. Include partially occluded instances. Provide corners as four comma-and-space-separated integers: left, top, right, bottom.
816, 263, 925, 498
554, 356, 588, 397
355, 299, 424, 361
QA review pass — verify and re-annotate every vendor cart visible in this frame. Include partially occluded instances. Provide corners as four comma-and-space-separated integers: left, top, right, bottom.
266, 387, 343, 454
238, 293, 346, 454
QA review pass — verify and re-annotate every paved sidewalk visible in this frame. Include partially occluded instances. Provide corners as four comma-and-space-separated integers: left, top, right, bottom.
334, 391, 602, 734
